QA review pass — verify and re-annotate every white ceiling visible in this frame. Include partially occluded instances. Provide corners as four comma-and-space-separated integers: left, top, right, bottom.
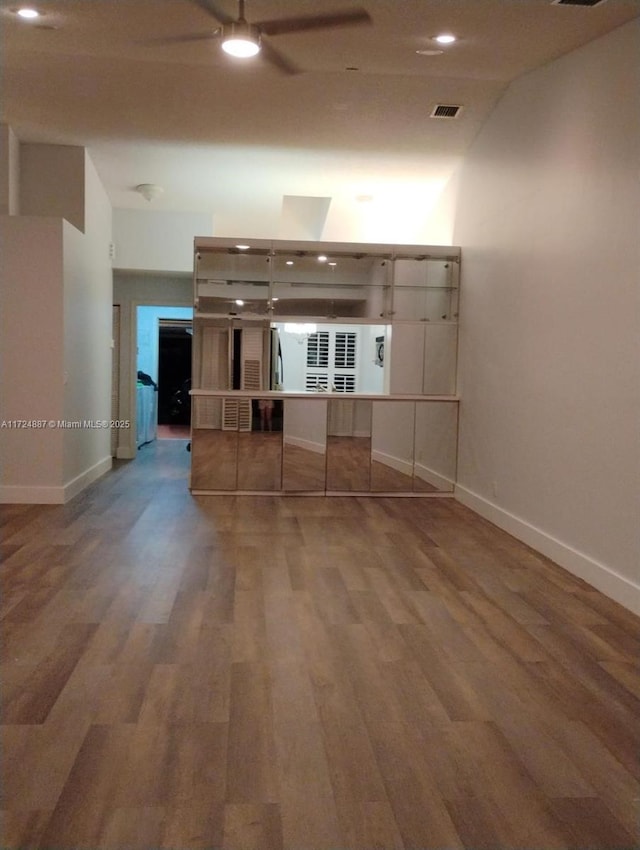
2, 0, 638, 230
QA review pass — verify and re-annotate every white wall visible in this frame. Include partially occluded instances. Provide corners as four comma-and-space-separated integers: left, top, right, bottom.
0, 145, 114, 502
453, 20, 640, 613
20, 143, 85, 232
113, 209, 213, 272
0, 216, 65, 502
62, 152, 114, 494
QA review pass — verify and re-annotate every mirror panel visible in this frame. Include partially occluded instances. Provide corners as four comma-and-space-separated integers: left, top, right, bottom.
272, 252, 390, 319
282, 399, 327, 490
326, 399, 372, 491
371, 401, 415, 492
422, 324, 458, 395
393, 258, 459, 322
196, 248, 271, 316
413, 402, 458, 493
237, 399, 283, 490
274, 322, 387, 394
190, 397, 238, 489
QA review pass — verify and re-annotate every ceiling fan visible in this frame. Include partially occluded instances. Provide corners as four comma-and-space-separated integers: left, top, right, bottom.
150, 0, 372, 74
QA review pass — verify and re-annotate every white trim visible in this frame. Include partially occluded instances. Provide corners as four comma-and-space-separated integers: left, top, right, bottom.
283, 435, 325, 455
63, 456, 112, 502
2, 456, 113, 503
455, 485, 640, 616
0, 485, 65, 504
414, 461, 454, 492
371, 449, 413, 477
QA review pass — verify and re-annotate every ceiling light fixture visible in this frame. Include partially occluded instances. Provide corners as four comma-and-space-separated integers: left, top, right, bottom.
435, 33, 457, 44
235, 299, 245, 306
135, 183, 164, 202
318, 255, 328, 263
235, 244, 250, 250
17, 7, 40, 18
221, 21, 260, 58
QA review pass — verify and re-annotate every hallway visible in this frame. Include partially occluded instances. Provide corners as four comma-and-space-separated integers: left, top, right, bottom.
2, 441, 639, 849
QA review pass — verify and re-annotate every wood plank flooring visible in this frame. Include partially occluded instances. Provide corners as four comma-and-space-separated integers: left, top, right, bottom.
2, 440, 639, 850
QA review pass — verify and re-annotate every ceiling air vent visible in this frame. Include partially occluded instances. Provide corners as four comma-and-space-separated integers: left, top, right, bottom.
430, 104, 462, 119
551, 0, 609, 7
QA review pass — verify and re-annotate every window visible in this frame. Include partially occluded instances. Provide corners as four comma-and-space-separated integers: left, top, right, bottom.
305, 374, 329, 392
333, 374, 356, 393
334, 332, 356, 368
306, 330, 357, 392
306, 331, 329, 368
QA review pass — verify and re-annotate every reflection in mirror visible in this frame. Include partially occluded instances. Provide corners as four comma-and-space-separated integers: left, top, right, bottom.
422, 324, 458, 395
393, 258, 459, 322
387, 323, 458, 395
273, 322, 387, 394
272, 252, 390, 319
196, 248, 271, 316
190, 399, 237, 490
236, 399, 283, 490
413, 402, 458, 493
371, 401, 415, 492
326, 399, 372, 491
283, 399, 327, 491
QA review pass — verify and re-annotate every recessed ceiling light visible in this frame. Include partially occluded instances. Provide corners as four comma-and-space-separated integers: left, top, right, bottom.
236, 244, 250, 250
286, 260, 294, 266
435, 33, 457, 44
318, 255, 328, 263
235, 299, 245, 306
272, 297, 279, 301
17, 7, 40, 18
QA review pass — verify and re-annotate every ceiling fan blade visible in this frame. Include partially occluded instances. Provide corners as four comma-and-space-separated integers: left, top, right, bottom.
255, 8, 371, 37
186, 0, 234, 26
259, 38, 301, 75
140, 30, 221, 46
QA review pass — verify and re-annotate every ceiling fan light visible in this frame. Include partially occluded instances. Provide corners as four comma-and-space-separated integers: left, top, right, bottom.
435, 33, 457, 45
221, 22, 260, 58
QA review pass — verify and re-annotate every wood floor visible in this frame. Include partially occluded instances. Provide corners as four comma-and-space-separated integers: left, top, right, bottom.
2, 440, 639, 850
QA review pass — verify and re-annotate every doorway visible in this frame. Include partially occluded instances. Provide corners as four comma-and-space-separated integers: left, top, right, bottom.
136, 305, 193, 446
158, 320, 192, 437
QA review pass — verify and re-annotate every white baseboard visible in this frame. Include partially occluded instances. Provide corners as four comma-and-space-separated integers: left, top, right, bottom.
2, 456, 115, 504
371, 449, 413, 477
0, 484, 65, 504
63, 456, 112, 502
414, 461, 454, 492
284, 436, 325, 455
455, 485, 640, 616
